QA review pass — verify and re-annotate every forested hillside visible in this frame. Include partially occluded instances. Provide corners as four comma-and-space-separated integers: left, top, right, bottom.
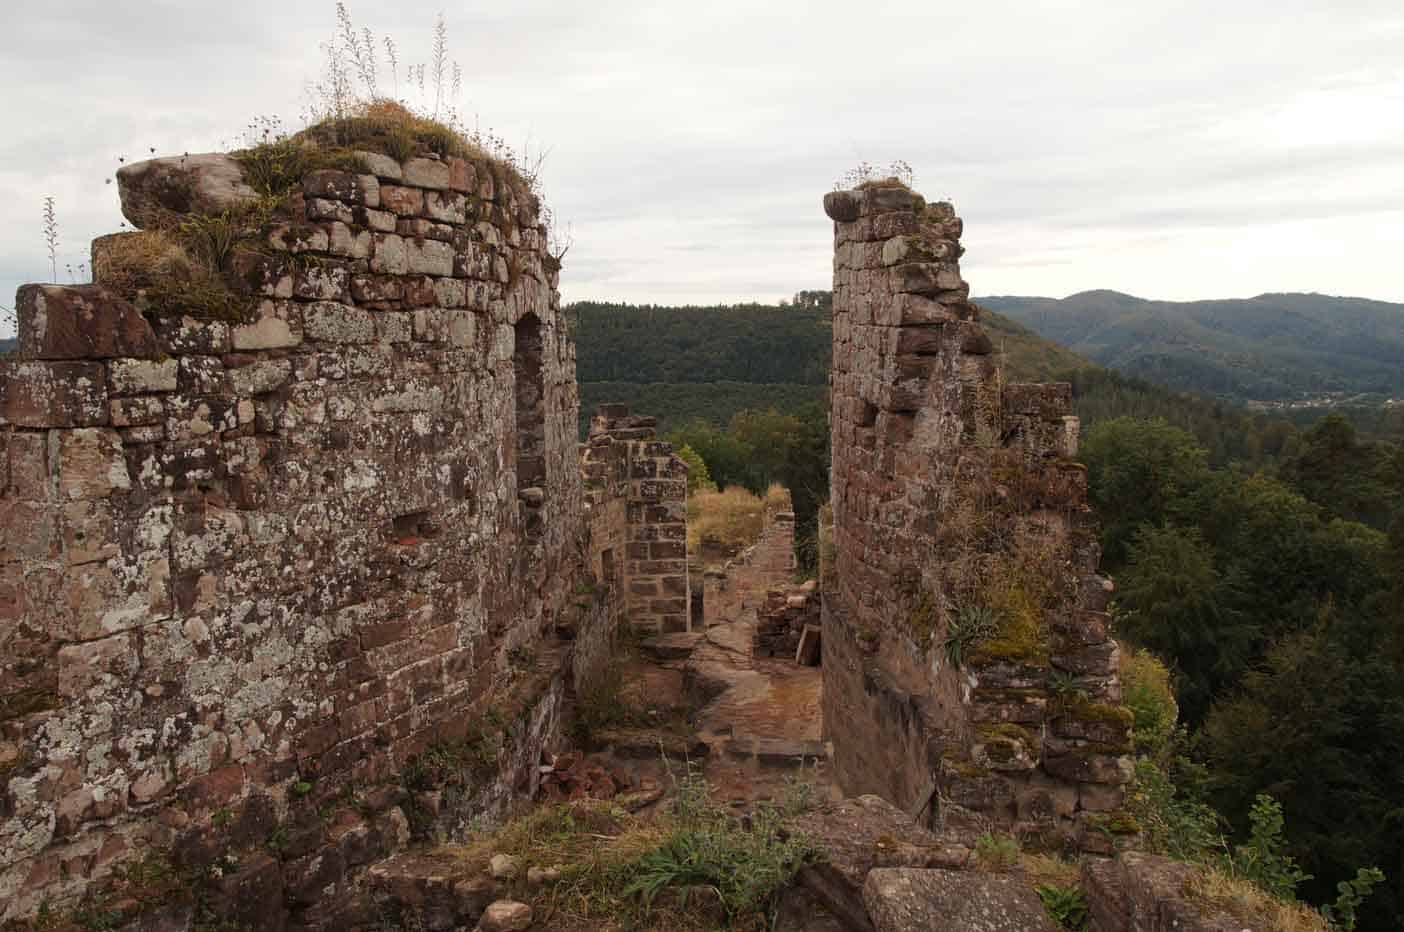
572, 296, 1321, 465
574, 295, 1087, 434
573, 296, 830, 435
983, 290, 1404, 404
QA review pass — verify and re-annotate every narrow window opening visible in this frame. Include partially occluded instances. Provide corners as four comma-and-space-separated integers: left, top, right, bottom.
514, 313, 547, 535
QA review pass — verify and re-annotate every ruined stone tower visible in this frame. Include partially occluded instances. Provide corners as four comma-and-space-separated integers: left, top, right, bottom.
0, 146, 608, 922
821, 183, 1132, 852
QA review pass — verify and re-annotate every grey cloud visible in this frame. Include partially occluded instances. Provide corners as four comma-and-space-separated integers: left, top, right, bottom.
4, 0, 1404, 332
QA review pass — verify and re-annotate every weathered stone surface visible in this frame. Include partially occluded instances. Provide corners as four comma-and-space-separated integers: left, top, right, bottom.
479, 900, 533, 932
1084, 852, 1249, 932
116, 152, 258, 228
791, 795, 941, 897
406, 239, 454, 276
303, 302, 375, 343
863, 868, 1057, 932
109, 358, 178, 395
823, 190, 862, 222
302, 169, 380, 207
594, 728, 708, 760
488, 853, 519, 880
403, 158, 452, 189
356, 151, 403, 181
17, 284, 159, 360
1042, 747, 1134, 785
231, 302, 302, 350
1, 359, 108, 427
1, 136, 579, 928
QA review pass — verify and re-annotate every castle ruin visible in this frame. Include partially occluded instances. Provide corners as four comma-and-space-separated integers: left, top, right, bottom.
0, 137, 1193, 931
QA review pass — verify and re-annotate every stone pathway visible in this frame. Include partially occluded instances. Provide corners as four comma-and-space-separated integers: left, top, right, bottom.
645, 511, 831, 805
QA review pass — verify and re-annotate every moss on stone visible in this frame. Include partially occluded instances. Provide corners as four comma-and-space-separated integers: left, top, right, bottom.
1060, 700, 1134, 729
967, 584, 1051, 667
907, 589, 939, 648
977, 723, 1038, 746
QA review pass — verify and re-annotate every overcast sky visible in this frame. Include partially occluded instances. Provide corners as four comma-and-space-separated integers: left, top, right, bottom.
3, 0, 1402, 335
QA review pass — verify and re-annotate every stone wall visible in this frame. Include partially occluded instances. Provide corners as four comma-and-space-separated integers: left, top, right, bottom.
820, 183, 1130, 852
701, 506, 796, 628
0, 147, 601, 923
580, 404, 690, 634
753, 582, 821, 663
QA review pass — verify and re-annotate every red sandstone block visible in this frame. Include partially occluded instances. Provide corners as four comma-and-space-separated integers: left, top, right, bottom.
0, 499, 59, 562
447, 157, 477, 193
379, 184, 424, 217
183, 763, 247, 811
1, 360, 109, 428
419, 624, 458, 655
895, 325, 945, 355
296, 720, 341, 759
360, 618, 411, 650
16, 284, 159, 361
54, 429, 130, 502
318, 735, 372, 778
339, 698, 384, 741
244, 753, 299, 788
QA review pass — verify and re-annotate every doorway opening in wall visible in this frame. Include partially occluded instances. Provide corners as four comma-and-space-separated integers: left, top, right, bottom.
514, 312, 547, 535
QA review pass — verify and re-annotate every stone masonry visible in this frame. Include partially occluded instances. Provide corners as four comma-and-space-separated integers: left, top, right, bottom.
0, 148, 609, 924
821, 183, 1131, 852
580, 404, 690, 634
753, 581, 821, 663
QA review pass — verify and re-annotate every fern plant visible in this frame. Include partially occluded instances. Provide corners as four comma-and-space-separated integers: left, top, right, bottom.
1036, 884, 1089, 931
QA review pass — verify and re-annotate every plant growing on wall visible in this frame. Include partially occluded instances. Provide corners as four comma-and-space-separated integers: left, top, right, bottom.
42, 196, 58, 282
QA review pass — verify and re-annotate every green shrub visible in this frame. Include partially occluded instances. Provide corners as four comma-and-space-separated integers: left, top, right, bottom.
1229, 795, 1311, 902
1320, 867, 1386, 932
1125, 757, 1223, 863
1119, 644, 1178, 756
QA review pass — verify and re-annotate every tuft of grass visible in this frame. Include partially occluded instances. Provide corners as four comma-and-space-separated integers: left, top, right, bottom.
688, 485, 768, 558
943, 603, 997, 667
295, 99, 500, 170
1184, 867, 1327, 932
1022, 853, 1081, 889
232, 138, 364, 198
95, 196, 284, 324
444, 770, 818, 930
973, 832, 1020, 871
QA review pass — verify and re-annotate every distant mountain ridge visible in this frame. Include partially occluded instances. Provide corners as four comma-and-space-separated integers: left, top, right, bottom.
980, 290, 1404, 404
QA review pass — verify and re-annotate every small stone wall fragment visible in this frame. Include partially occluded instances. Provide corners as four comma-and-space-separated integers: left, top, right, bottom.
580, 405, 691, 633
754, 581, 821, 661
